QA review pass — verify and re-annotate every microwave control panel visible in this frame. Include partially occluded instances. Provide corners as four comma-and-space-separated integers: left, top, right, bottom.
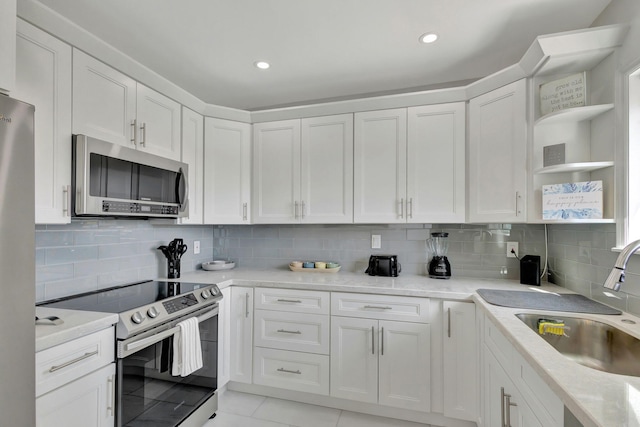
102, 201, 178, 215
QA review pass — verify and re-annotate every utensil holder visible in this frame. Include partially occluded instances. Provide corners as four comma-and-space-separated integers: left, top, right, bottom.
167, 259, 181, 279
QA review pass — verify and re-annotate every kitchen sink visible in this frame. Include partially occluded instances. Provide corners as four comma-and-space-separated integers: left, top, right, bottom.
515, 313, 640, 377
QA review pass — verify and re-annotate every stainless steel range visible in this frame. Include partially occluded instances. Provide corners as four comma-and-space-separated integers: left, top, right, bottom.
39, 280, 222, 427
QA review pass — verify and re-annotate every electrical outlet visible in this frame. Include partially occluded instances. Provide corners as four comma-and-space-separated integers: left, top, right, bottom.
194, 240, 200, 255
506, 242, 519, 258
371, 234, 382, 249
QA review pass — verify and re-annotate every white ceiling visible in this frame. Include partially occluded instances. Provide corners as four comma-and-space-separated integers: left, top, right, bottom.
34, 0, 612, 111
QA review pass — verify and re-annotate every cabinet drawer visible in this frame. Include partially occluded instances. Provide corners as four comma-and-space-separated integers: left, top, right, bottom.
254, 310, 329, 354
253, 347, 329, 395
254, 288, 329, 314
36, 327, 114, 397
331, 292, 429, 323
483, 314, 513, 370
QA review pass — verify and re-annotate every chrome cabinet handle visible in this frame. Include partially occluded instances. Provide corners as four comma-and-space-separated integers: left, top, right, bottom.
371, 326, 375, 355
245, 293, 249, 318
515, 191, 522, 216
242, 203, 248, 221
409, 198, 413, 219
130, 119, 137, 146
301, 201, 305, 219
107, 374, 115, 416
63, 185, 70, 216
140, 122, 146, 146
277, 329, 301, 334
381, 326, 384, 356
501, 387, 506, 427
294, 201, 299, 219
399, 198, 404, 218
277, 368, 301, 375
447, 307, 451, 338
277, 299, 302, 303
364, 305, 392, 310
49, 350, 99, 372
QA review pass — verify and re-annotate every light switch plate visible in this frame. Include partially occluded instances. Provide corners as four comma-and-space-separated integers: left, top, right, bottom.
371, 235, 381, 249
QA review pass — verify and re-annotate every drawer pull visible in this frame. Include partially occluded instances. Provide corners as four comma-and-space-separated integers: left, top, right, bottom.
49, 350, 99, 373
277, 299, 302, 303
277, 329, 302, 334
364, 305, 392, 310
277, 368, 301, 375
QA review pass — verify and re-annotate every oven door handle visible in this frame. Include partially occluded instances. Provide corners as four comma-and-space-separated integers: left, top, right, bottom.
124, 308, 217, 353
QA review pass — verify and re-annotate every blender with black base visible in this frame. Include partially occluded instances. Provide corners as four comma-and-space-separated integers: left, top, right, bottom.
427, 232, 451, 279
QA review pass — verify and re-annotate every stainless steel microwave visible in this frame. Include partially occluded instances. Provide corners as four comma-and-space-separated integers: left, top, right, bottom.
72, 135, 188, 218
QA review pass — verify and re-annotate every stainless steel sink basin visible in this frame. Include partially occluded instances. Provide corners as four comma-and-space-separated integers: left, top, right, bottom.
516, 313, 640, 377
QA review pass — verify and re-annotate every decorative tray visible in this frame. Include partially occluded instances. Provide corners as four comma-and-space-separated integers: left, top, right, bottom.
202, 261, 236, 271
289, 264, 341, 273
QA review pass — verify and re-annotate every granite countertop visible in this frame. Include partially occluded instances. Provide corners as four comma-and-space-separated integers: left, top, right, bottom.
35, 306, 118, 352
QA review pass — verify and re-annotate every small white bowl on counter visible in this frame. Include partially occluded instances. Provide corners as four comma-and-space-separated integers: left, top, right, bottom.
202, 260, 236, 271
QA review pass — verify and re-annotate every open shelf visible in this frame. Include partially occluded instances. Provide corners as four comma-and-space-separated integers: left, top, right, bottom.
534, 161, 614, 175
534, 104, 614, 126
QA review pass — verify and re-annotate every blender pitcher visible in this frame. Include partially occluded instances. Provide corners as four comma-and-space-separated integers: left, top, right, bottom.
426, 232, 451, 279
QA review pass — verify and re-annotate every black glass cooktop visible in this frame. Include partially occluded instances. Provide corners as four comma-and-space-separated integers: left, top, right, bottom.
38, 280, 210, 314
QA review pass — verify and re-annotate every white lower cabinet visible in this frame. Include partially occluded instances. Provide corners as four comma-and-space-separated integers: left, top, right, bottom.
230, 286, 254, 384
330, 298, 431, 412
481, 313, 563, 427
218, 287, 231, 388
36, 363, 115, 427
443, 301, 478, 422
35, 327, 115, 427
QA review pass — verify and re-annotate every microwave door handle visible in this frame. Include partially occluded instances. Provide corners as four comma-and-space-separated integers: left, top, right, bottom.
176, 167, 188, 212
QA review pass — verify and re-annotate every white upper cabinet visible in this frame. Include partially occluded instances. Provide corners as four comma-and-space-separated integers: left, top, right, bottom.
300, 114, 353, 223
253, 114, 353, 224
179, 107, 204, 224
73, 50, 181, 160
15, 20, 72, 224
0, 0, 16, 94
354, 109, 407, 223
407, 103, 466, 223
468, 79, 527, 223
204, 117, 252, 224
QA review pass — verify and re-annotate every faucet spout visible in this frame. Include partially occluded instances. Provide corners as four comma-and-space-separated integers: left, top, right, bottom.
603, 239, 640, 291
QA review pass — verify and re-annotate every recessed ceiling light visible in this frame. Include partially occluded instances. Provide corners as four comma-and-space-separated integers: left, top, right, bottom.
419, 33, 438, 44
255, 61, 270, 70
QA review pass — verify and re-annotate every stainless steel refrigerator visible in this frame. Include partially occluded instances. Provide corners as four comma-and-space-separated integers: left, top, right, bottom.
0, 94, 35, 426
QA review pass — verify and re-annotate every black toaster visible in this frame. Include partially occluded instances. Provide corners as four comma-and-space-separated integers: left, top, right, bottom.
365, 255, 401, 277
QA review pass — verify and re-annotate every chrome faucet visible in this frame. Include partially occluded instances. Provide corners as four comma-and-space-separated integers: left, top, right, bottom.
603, 239, 640, 291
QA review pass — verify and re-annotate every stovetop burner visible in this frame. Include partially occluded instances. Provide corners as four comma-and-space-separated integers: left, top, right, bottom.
38, 280, 222, 339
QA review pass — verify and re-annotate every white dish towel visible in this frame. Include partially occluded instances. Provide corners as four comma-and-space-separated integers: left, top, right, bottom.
172, 317, 203, 377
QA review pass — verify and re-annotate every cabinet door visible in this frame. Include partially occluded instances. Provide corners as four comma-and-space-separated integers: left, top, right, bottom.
0, 0, 15, 93
36, 363, 115, 427
135, 83, 181, 160
204, 118, 252, 224
218, 287, 231, 389
330, 316, 378, 403
468, 79, 527, 223
354, 109, 407, 223
484, 348, 520, 427
378, 320, 430, 412
179, 107, 203, 224
253, 120, 301, 223
15, 20, 72, 224
72, 49, 136, 147
230, 287, 253, 384
443, 301, 477, 421
407, 103, 465, 223
300, 114, 353, 223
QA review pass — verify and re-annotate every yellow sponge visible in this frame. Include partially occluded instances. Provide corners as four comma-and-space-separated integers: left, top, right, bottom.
538, 321, 565, 336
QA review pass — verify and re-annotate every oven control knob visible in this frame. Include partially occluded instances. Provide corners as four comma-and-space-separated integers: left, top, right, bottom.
131, 311, 145, 324
147, 307, 159, 318
201, 289, 211, 299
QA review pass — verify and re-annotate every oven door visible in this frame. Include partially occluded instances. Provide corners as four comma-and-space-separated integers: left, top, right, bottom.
116, 306, 218, 427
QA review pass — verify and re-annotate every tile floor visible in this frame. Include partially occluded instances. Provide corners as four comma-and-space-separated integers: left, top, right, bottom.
203, 390, 432, 427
